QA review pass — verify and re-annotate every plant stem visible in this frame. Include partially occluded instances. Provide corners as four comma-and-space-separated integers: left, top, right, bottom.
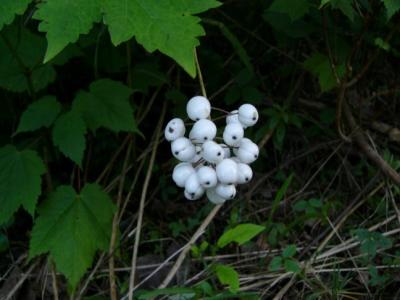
109, 139, 133, 300
127, 102, 167, 300
194, 48, 207, 98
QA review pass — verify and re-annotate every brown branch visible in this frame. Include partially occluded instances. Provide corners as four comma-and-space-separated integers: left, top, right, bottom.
158, 204, 223, 289
109, 139, 133, 300
127, 102, 167, 300
371, 121, 400, 143
343, 101, 400, 185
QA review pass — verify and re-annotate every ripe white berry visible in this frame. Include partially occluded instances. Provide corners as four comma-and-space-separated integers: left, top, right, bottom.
189, 119, 217, 143
215, 183, 236, 200
167, 96, 259, 204
172, 163, 195, 187
237, 138, 259, 164
197, 166, 217, 188
223, 123, 244, 146
186, 96, 211, 121
237, 163, 253, 184
216, 158, 238, 184
190, 146, 202, 163
206, 188, 226, 204
238, 104, 258, 127
184, 189, 203, 200
220, 144, 231, 158
171, 137, 196, 162
226, 110, 239, 124
184, 173, 205, 200
164, 118, 185, 142
202, 141, 224, 163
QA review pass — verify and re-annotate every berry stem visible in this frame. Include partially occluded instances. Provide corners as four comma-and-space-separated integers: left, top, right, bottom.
193, 158, 205, 167
211, 106, 231, 114
194, 49, 207, 98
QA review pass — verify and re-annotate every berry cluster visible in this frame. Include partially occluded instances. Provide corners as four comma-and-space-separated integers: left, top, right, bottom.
164, 96, 259, 204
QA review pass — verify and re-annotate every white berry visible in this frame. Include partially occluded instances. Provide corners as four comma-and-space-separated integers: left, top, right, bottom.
216, 158, 238, 184
164, 118, 185, 142
226, 110, 247, 128
206, 188, 226, 204
220, 144, 231, 158
184, 189, 203, 200
237, 138, 259, 164
171, 137, 196, 162
216, 183, 236, 200
189, 119, 217, 143
237, 163, 253, 184
184, 173, 205, 200
202, 141, 224, 163
172, 163, 195, 188
223, 123, 244, 146
190, 146, 202, 163
197, 166, 218, 188
186, 96, 211, 121
238, 104, 258, 127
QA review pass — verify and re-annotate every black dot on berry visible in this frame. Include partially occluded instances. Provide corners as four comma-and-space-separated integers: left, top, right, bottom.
196, 118, 200, 121
190, 193, 195, 197
168, 127, 174, 133
245, 177, 249, 181
204, 137, 208, 140
174, 151, 179, 155
206, 181, 210, 185
254, 154, 258, 158
252, 117, 256, 121
232, 136, 237, 140
217, 152, 221, 156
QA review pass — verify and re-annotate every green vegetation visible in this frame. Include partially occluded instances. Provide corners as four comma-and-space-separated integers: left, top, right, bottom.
0, 0, 400, 299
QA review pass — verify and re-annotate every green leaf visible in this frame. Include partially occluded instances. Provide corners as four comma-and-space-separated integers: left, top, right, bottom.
269, 0, 310, 21
284, 259, 301, 273
34, 0, 102, 63
0, 0, 32, 30
131, 62, 168, 94
320, 0, 330, 7
368, 265, 390, 286
309, 198, 323, 208
52, 111, 87, 166
0, 145, 45, 223
320, 0, 355, 21
215, 264, 239, 293
217, 223, 265, 248
0, 24, 56, 92
274, 123, 286, 150
263, 10, 314, 38
205, 19, 254, 74
282, 245, 297, 258
303, 53, 345, 92
354, 229, 393, 259
0, 233, 10, 253
268, 174, 293, 224
29, 184, 115, 289
268, 256, 283, 271
293, 200, 308, 211
383, 0, 400, 19
72, 79, 137, 133
16, 96, 61, 134
138, 288, 196, 300
102, 0, 221, 77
